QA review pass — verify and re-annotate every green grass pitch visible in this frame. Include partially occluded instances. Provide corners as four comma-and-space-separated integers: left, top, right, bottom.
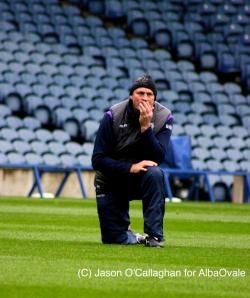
0, 197, 249, 298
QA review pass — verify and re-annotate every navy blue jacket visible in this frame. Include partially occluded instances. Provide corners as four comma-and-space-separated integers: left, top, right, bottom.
92, 100, 173, 180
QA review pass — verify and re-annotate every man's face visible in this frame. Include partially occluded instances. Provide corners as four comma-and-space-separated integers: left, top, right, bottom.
130, 87, 155, 111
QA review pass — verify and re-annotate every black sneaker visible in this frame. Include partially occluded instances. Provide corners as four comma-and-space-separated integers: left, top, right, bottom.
145, 235, 164, 248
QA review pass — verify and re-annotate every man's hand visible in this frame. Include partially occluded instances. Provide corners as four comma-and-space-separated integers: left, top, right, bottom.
138, 102, 153, 132
130, 160, 158, 173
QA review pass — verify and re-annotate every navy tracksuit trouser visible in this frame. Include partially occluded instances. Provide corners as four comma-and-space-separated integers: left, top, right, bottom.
96, 166, 166, 244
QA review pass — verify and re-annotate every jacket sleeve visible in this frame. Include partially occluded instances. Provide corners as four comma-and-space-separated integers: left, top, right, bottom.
139, 113, 173, 164
91, 112, 132, 175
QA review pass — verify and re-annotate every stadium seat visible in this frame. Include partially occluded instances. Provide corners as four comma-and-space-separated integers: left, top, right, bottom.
13, 140, 32, 155
48, 141, 67, 156
0, 104, 12, 118
65, 141, 83, 157
42, 153, 61, 166
0, 139, 14, 154
5, 116, 24, 130
0, 127, 20, 142
226, 148, 243, 162
0, 152, 8, 164
82, 142, 94, 156
7, 152, 26, 165
81, 120, 99, 142
60, 153, 77, 166
77, 154, 92, 168
35, 128, 54, 143
209, 147, 226, 162
52, 129, 71, 144
232, 126, 249, 139
30, 140, 50, 155
33, 105, 51, 125
63, 118, 80, 138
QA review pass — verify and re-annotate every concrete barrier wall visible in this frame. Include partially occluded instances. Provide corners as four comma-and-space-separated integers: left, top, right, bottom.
0, 168, 96, 198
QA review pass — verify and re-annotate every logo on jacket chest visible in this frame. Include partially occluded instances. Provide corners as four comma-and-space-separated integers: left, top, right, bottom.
119, 123, 128, 128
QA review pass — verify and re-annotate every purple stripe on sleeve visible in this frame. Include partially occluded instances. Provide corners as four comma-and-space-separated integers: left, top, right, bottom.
166, 113, 173, 122
106, 110, 113, 118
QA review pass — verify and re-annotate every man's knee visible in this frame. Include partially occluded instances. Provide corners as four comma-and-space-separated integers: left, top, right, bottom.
144, 166, 164, 181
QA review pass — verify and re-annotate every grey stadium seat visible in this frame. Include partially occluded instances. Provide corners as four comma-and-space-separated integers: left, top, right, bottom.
0, 140, 14, 154
60, 153, 77, 166
52, 129, 71, 144
82, 142, 94, 156
0, 128, 20, 142
0, 152, 8, 164
65, 141, 83, 157
18, 128, 37, 143
0, 104, 12, 118
30, 141, 50, 155
81, 120, 100, 142
5, 115, 24, 129
77, 154, 92, 168
25, 152, 44, 165
13, 140, 32, 155
35, 128, 54, 143
23, 116, 41, 130
48, 141, 67, 156
42, 153, 61, 166
7, 152, 26, 164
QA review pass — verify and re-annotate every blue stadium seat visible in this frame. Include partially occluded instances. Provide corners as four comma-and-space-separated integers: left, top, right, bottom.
82, 142, 94, 156
42, 153, 61, 166
226, 148, 243, 162
215, 125, 233, 138
200, 52, 217, 70
212, 136, 230, 149
77, 154, 92, 168
200, 71, 218, 84
30, 140, 50, 155
72, 108, 89, 123
0, 118, 7, 129
33, 105, 51, 125
0, 127, 20, 142
209, 148, 226, 162
183, 124, 201, 137
0, 139, 14, 154
219, 114, 241, 127
88, 109, 104, 122
0, 152, 8, 164
223, 160, 240, 172
13, 140, 32, 155
35, 128, 54, 143
7, 152, 26, 165
52, 129, 71, 144
18, 128, 37, 143
81, 120, 99, 142
193, 147, 212, 161
199, 124, 218, 138
60, 153, 77, 166
217, 103, 236, 115
232, 126, 249, 139
48, 141, 67, 156
65, 141, 83, 157
206, 160, 223, 171
0, 104, 12, 118
130, 18, 150, 37
63, 118, 80, 138
228, 137, 248, 150
240, 160, 250, 172
105, 0, 124, 18
5, 115, 23, 130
